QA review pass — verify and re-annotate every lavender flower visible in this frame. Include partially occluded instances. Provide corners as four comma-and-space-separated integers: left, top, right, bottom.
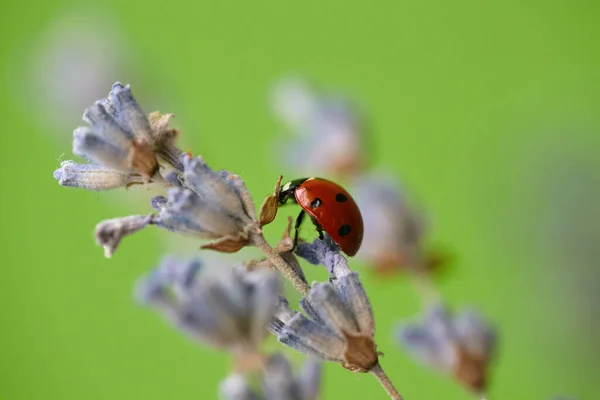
270, 237, 378, 372
272, 78, 365, 178
150, 154, 259, 252
220, 353, 321, 400
397, 303, 497, 392
94, 153, 260, 257
54, 82, 181, 190
136, 256, 281, 355
351, 174, 436, 275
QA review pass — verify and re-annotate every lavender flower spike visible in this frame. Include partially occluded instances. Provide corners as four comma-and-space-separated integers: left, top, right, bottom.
136, 257, 281, 355
397, 303, 497, 393
271, 236, 377, 372
150, 154, 257, 253
54, 82, 182, 190
220, 353, 321, 400
93, 153, 260, 257
351, 174, 434, 275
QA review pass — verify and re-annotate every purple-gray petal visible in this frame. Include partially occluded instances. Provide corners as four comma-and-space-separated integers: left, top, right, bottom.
247, 270, 281, 346
220, 374, 260, 400
307, 282, 359, 336
299, 358, 322, 400
54, 161, 139, 190
73, 127, 130, 171
95, 214, 153, 258
278, 313, 345, 362
107, 82, 152, 141
263, 354, 301, 400
453, 309, 497, 359
181, 156, 249, 221
299, 297, 325, 325
150, 195, 168, 211
397, 324, 456, 371
83, 102, 133, 148
336, 272, 374, 336
269, 296, 295, 335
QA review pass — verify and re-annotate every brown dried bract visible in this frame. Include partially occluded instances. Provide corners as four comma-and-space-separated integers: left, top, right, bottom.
130, 139, 159, 178
201, 235, 250, 253
258, 175, 283, 227
341, 331, 379, 373
453, 346, 488, 392
149, 112, 179, 146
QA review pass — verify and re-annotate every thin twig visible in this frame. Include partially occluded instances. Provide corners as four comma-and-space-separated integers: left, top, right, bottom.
251, 230, 311, 297
370, 362, 403, 400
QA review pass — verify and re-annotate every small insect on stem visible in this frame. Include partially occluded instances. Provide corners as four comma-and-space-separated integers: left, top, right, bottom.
278, 177, 364, 256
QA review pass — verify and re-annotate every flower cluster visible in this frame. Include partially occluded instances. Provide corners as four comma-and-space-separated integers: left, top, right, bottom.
54, 82, 181, 190
273, 79, 503, 397
220, 354, 321, 400
397, 304, 496, 392
271, 78, 365, 178
271, 237, 379, 373
53, 81, 576, 400
53, 83, 401, 399
136, 256, 281, 356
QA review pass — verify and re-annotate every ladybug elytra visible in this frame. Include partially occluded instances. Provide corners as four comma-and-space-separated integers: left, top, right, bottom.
278, 177, 364, 256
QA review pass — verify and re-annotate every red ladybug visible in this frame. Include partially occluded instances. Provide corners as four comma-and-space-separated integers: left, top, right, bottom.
278, 177, 364, 256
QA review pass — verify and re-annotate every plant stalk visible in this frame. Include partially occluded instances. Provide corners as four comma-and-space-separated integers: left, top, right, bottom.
251, 231, 311, 297
370, 362, 403, 400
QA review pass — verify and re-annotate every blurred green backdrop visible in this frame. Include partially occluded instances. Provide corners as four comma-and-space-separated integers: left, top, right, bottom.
1, 1, 599, 399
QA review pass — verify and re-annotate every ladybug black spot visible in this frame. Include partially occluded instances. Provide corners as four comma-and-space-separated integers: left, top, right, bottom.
338, 224, 352, 237
335, 193, 348, 203
310, 198, 322, 208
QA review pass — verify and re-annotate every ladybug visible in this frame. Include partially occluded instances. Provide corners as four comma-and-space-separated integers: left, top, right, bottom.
278, 177, 364, 256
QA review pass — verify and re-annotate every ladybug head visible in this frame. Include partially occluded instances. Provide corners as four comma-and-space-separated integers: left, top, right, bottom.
278, 178, 309, 205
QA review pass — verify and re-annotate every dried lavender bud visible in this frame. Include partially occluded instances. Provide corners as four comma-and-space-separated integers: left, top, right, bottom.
219, 353, 321, 400
220, 373, 260, 400
263, 354, 321, 400
272, 78, 364, 178
397, 303, 497, 393
150, 154, 257, 253
95, 215, 154, 258
54, 82, 182, 190
136, 257, 281, 354
272, 237, 378, 372
53, 161, 146, 190
351, 174, 436, 275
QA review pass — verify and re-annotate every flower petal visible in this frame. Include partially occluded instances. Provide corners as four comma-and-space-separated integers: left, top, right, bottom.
95, 215, 153, 258
299, 358, 322, 400
82, 102, 133, 148
307, 282, 360, 336
278, 313, 345, 362
54, 161, 142, 190
453, 309, 496, 360
73, 127, 130, 171
262, 354, 301, 400
107, 82, 152, 141
220, 374, 260, 400
336, 272, 374, 336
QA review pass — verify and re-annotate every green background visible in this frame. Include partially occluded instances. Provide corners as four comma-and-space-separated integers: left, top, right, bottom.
1, 1, 599, 399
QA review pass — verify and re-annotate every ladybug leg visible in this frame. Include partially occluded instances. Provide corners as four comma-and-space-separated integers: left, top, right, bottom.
316, 225, 325, 240
310, 216, 325, 240
292, 210, 305, 251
